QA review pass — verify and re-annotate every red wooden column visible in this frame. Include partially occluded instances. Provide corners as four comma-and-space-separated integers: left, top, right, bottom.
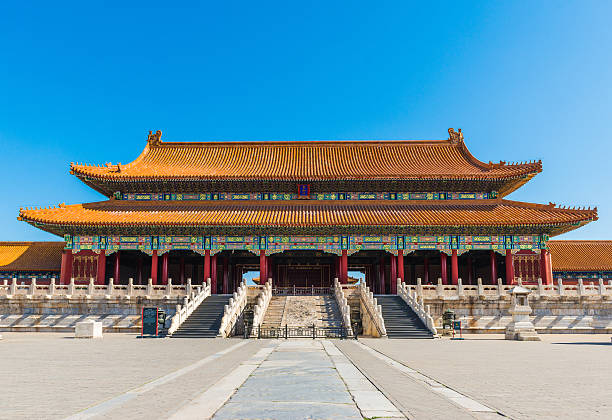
341, 250, 348, 284
490, 250, 497, 284
151, 250, 159, 285
60, 250, 73, 285
423, 257, 429, 284
179, 257, 185, 285
211, 255, 218, 293
203, 250, 211, 281
451, 250, 459, 285
96, 250, 106, 285
397, 249, 404, 284
390, 254, 397, 294
505, 250, 515, 284
113, 251, 121, 284
540, 249, 553, 285
440, 251, 448, 285
259, 250, 267, 287
161, 252, 169, 285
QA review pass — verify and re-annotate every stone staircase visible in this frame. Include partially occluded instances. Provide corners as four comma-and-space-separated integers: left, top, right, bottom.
375, 295, 434, 339
260, 295, 343, 328
171, 295, 232, 338
261, 296, 287, 328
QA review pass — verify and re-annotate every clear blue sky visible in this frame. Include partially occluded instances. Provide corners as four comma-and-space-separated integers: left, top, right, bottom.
1, 1, 610, 241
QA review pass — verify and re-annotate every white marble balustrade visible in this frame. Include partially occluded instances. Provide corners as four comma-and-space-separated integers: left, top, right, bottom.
405, 277, 612, 301
0, 277, 192, 299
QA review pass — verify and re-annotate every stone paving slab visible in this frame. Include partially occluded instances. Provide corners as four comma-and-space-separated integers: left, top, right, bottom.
360, 334, 612, 419
0, 333, 245, 420
98, 341, 270, 420
335, 340, 478, 420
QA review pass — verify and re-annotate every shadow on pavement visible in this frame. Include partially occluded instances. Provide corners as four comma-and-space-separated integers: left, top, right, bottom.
551, 342, 612, 346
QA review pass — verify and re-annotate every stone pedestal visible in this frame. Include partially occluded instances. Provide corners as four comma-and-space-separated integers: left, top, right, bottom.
505, 286, 540, 341
75, 321, 103, 338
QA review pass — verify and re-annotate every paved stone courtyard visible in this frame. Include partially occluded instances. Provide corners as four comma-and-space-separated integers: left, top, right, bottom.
0, 333, 611, 419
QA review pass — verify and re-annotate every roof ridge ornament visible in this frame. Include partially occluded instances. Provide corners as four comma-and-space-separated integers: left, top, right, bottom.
147, 130, 162, 146
448, 128, 464, 144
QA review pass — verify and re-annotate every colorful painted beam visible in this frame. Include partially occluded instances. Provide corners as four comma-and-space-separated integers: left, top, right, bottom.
65, 234, 547, 252
117, 191, 497, 201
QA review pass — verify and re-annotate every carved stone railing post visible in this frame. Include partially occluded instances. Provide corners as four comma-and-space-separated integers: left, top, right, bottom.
598, 278, 605, 298
218, 280, 248, 337
537, 277, 544, 297
186, 278, 192, 296
358, 281, 386, 337
127, 278, 134, 297
333, 279, 353, 336
517, 277, 523, 287
9, 278, 16, 296
88, 278, 95, 296
49, 278, 56, 296
477, 278, 484, 298
251, 280, 273, 333
457, 278, 464, 299
68, 278, 75, 296
107, 278, 114, 296
497, 278, 505, 298
146, 278, 153, 296
557, 278, 564, 297
436, 278, 444, 299
416, 277, 423, 298
397, 280, 437, 336
577, 278, 585, 297
168, 280, 212, 335
166, 278, 173, 296
28, 278, 37, 296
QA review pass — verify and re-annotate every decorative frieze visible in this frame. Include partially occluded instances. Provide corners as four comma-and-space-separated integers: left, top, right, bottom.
553, 271, 612, 280
65, 234, 547, 252
117, 191, 497, 201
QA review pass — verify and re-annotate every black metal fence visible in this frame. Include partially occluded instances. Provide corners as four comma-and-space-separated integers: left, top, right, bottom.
247, 324, 355, 339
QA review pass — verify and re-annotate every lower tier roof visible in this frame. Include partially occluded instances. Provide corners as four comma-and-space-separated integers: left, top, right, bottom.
18, 199, 597, 236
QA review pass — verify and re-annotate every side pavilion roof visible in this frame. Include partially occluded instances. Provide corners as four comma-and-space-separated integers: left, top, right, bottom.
70, 134, 542, 196
18, 199, 596, 237
0, 242, 64, 272
548, 240, 612, 272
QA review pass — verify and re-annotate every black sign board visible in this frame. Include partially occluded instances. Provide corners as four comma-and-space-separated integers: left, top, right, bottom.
141, 307, 159, 336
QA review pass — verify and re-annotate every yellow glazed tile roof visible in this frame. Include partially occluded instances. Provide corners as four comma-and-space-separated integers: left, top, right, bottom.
70, 138, 542, 182
0, 242, 64, 271
549, 240, 612, 272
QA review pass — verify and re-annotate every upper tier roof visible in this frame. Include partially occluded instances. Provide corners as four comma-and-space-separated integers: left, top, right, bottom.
0, 242, 64, 272
70, 130, 542, 196
18, 199, 596, 237
548, 240, 612, 272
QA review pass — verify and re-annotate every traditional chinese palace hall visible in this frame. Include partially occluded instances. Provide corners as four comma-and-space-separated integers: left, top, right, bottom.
17, 129, 598, 294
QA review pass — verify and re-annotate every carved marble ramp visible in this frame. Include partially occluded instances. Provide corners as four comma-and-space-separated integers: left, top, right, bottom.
261, 295, 343, 328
